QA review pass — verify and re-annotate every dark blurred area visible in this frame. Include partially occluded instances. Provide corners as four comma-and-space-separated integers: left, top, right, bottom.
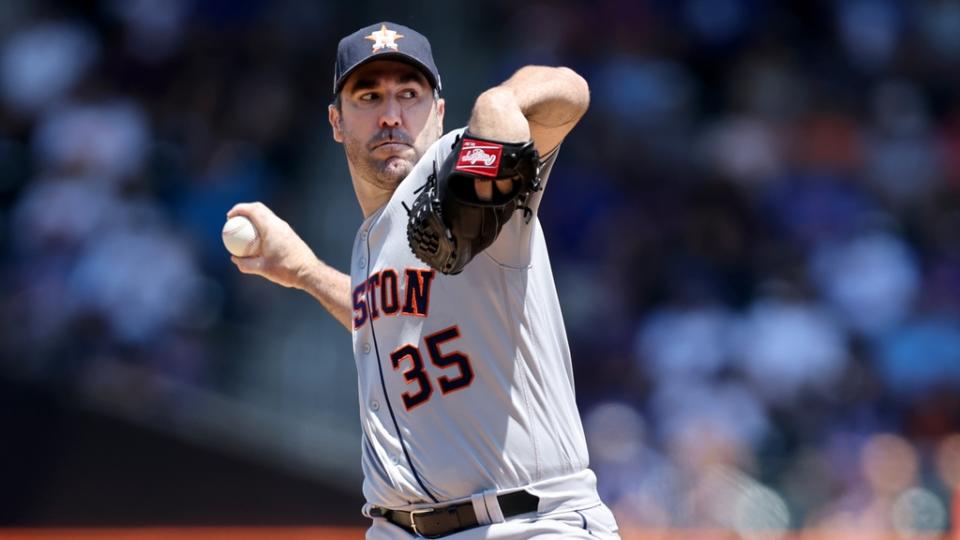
0, 377, 360, 525
2, 0, 960, 534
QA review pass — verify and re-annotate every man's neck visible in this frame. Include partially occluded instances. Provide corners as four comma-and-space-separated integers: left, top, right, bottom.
358, 190, 392, 218
351, 173, 395, 218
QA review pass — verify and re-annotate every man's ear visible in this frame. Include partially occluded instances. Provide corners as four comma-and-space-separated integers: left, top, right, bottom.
328, 104, 344, 143
436, 97, 445, 133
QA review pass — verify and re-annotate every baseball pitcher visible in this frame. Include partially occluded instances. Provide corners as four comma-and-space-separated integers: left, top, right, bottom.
228, 22, 620, 539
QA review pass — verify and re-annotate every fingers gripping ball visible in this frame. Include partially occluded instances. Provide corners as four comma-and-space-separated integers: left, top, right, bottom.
222, 216, 261, 257
407, 132, 540, 275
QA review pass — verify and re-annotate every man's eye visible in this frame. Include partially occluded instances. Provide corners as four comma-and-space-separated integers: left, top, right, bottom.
400, 90, 417, 99
359, 93, 378, 101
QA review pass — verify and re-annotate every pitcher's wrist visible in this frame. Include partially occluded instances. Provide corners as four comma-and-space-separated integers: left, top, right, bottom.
292, 254, 321, 290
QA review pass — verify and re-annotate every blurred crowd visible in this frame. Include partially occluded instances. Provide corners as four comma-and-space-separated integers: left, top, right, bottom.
3, 0, 960, 535
0, 0, 343, 398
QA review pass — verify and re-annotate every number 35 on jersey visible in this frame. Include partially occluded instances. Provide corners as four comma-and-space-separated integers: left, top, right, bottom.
354, 267, 475, 410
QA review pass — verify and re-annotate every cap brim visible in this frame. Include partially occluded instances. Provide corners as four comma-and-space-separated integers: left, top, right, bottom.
335, 52, 440, 94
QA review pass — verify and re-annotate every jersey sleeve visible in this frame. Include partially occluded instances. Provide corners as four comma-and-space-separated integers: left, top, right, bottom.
483, 144, 561, 269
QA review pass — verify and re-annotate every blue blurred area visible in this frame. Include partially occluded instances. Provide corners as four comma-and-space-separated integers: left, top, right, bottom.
2, 0, 960, 532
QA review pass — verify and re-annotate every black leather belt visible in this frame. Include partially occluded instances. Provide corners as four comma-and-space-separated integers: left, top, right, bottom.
370, 491, 540, 538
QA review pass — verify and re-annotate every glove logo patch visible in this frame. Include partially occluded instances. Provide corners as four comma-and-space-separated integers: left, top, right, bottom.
454, 138, 502, 177
407, 133, 538, 275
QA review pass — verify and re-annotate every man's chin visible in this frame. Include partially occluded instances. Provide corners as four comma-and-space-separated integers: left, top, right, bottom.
378, 157, 414, 183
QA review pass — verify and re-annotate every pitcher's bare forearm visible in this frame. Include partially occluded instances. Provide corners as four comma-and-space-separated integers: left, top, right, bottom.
469, 66, 590, 153
500, 66, 590, 131
227, 202, 354, 332
296, 260, 353, 331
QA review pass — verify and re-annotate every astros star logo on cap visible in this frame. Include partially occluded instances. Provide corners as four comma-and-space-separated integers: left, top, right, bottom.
365, 24, 404, 52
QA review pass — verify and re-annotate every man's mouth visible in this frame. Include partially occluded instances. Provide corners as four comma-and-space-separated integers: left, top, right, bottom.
372, 141, 413, 151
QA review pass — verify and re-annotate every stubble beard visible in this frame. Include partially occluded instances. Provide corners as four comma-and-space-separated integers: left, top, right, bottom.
341, 105, 443, 192
344, 129, 418, 191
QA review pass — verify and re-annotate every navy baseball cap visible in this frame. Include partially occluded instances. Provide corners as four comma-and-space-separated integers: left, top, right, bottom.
333, 22, 442, 95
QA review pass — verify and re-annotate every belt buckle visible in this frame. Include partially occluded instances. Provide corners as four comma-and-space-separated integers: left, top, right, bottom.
409, 507, 436, 538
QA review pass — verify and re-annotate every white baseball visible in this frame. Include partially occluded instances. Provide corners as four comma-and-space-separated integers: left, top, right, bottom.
222, 216, 261, 257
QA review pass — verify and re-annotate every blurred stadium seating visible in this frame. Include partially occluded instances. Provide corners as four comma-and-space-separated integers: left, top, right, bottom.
2, 0, 960, 536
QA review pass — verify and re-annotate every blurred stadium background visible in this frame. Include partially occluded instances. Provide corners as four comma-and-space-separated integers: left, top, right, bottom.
2, 0, 960, 538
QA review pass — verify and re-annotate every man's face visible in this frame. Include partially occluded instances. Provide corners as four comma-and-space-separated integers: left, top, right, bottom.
329, 60, 445, 191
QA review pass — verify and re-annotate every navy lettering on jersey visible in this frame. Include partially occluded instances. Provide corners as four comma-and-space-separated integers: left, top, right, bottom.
353, 283, 368, 329
367, 273, 381, 320
353, 267, 435, 330
402, 268, 435, 317
353, 282, 367, 330
390, 344, 433, 410
381, 269, 400, 315
425, 325, 474, 394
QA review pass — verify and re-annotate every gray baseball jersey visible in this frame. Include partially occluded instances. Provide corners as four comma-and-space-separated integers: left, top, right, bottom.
350, 128, 602, 517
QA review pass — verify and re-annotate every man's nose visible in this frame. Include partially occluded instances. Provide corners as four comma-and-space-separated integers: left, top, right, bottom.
379, 97, 402, 128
